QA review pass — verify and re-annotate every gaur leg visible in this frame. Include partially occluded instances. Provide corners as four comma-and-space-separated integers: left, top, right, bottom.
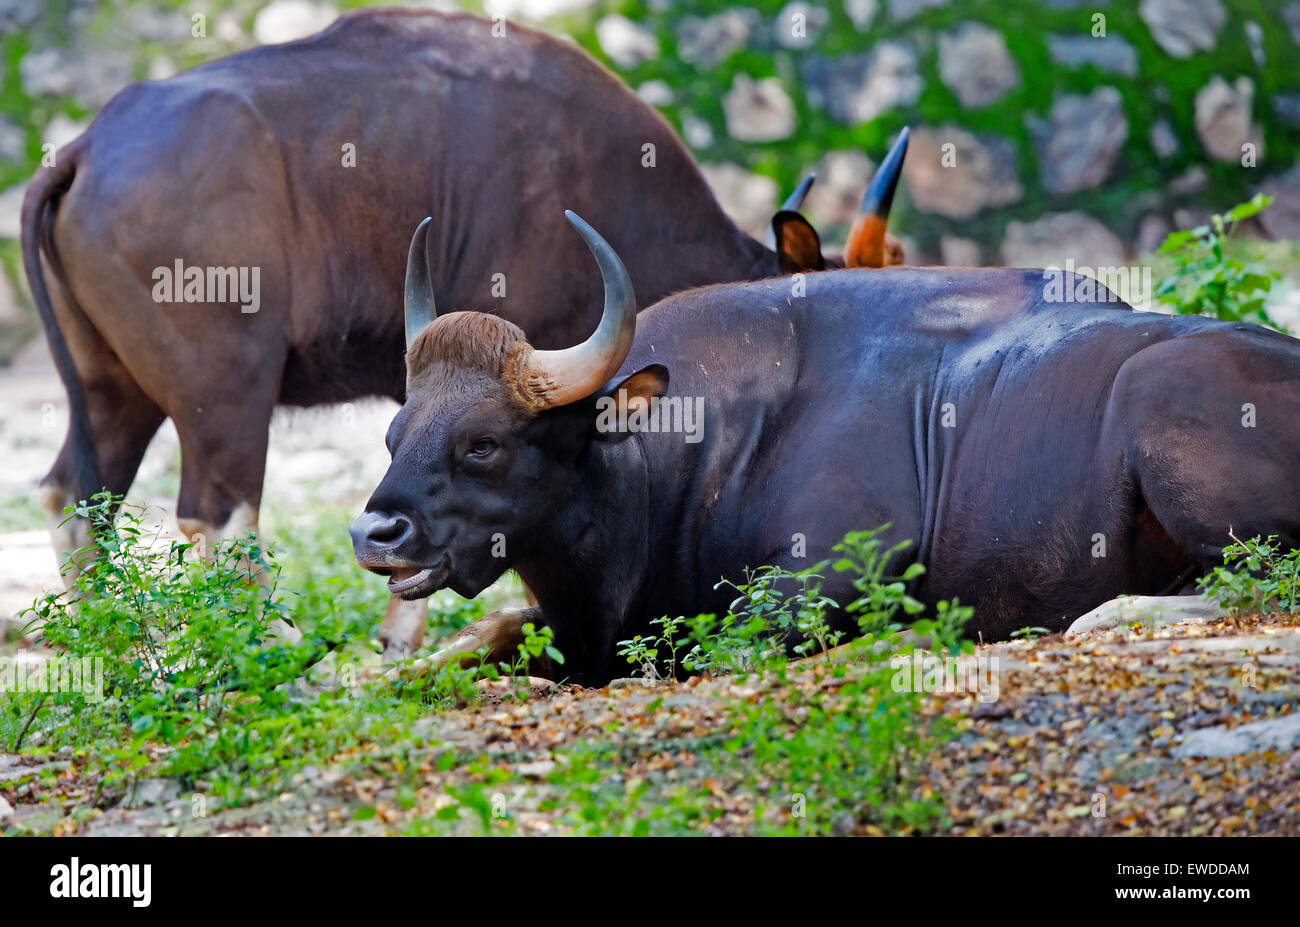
38, 309, 166, 585
378, 596, 428, 662
378, 606, 554, 682
380, 579, 536, 663
1114, 332, 1300, 577
171, 382, 300, 643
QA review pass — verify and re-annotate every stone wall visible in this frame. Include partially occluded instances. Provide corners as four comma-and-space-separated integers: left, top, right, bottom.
1, 0, 1298, 352
574, 0, 1300, 265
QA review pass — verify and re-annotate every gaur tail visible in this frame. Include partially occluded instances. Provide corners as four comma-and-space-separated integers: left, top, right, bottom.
21, 140, 104, 506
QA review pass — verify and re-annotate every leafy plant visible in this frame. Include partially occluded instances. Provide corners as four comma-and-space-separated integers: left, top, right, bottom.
829, 526, 927, 636
5, 494, 473, 799
1154, 194, 1282, 328
574, 526, 971, 835
1010, 626, 1051, 642
1198, 532, 1300, 617
617, 614, 686, 681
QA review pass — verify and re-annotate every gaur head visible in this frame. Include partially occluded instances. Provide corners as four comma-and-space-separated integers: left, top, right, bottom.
767, 126, 910, 274
351, 211, 657, 600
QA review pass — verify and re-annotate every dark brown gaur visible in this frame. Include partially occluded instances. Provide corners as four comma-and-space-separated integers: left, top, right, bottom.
22, 9, 909, 660
353, 212, 1300, 686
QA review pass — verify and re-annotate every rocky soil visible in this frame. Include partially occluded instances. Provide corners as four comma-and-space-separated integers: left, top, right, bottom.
2, 607, 1296, 836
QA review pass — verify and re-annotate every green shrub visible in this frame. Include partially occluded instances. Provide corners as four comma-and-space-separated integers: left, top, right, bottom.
1154, 194, 1282, 328
600, 525, 970, 835
1198, 533, 1300, 617
3, 494, 484, 798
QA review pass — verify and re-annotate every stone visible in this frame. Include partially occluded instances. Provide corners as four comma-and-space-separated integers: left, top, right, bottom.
1172, 206, 1212, 232
1066, 595, 1222, 636
1028, 88, 1127, 195
0, 759, 70, 783
776, 2, 828, 50
0, 264, 18, 324
124, 777, 183, 809
1255, 163, 1300, 242
149, 57, 178, 82
216, 11, 245, 43
1283, 2, 1300, 46
489, 0, 599, 19
0, 793, 12, 820
596, 14, 658, 68
843, 0, 879, 30
43, 114, 88, 154
802, 150, 875, 231
1167, 165, 1208, 195
1048, 35, 1139, 77
888, 0, 947, 21
723, 75, 796, 142
516, 759, 557, 778
677, 10, 759, 68
1195, 76, 1263, 163
1000, 211, 1126, 269
636, 80, 673, 106
0, 116, 25, 164
0, 0, 41, 32
1139, 0, 1225, 58
903, 125, 1023, 219
1137, 214, 1172, 254
0, 184, 25, 240
1172, 711, 1300, 758
939, 235, 981, 266
129, 7, 195, 43
700, 163, 779, 239
938, 23, 1019, 108
1150, 119, 1180, 158
681, 113, 714, 149
252, 0, 337, 46
19, 47, 132, 109
1245, 20, 1265, 67
804, 42, 923, 126
1277, 95, 1300, 128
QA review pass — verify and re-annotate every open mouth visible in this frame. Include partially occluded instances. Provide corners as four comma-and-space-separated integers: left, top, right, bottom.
385, 560, 448, 599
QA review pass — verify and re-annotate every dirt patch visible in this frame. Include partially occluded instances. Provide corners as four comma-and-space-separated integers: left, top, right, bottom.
4, 612, 1295, 836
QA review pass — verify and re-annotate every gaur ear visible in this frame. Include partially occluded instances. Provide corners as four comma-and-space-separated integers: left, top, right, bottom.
772, 210, 826, 274
593, 364, 670, 442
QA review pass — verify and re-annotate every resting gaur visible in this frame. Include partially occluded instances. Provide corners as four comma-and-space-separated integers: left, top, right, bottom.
21, 7, 907, 659
352, 212, 1300, 687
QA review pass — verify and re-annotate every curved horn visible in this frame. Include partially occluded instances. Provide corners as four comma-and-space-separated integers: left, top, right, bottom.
404, 216, 435, 350
524, 211, 637, 408
844, 126, 909, 268
762, 173, 817, 249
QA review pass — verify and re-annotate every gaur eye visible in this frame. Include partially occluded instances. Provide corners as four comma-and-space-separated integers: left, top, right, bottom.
468, 438, 497, 459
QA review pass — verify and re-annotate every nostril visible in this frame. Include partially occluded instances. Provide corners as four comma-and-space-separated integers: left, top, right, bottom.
368, 514, 411, 546
350, 511, 412, 551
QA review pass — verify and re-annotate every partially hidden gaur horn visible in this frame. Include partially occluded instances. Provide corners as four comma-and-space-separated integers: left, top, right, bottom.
844, 126, 909, 268
404, 216, 435, 350
522, 210, 637, 409
761, 172, 817, 249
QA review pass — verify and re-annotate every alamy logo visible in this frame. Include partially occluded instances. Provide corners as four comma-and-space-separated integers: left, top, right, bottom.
595, 389, 705, 444
890, 651, 1000, 703
152, 259, 261, 313
0, 654, 103, 702
1041, 259, 1153, 309
49, 858, 151, 907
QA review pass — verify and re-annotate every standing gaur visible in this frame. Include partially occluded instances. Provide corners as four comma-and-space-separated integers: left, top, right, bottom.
21, 8, 908, 659
353, 213, 1300, 687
